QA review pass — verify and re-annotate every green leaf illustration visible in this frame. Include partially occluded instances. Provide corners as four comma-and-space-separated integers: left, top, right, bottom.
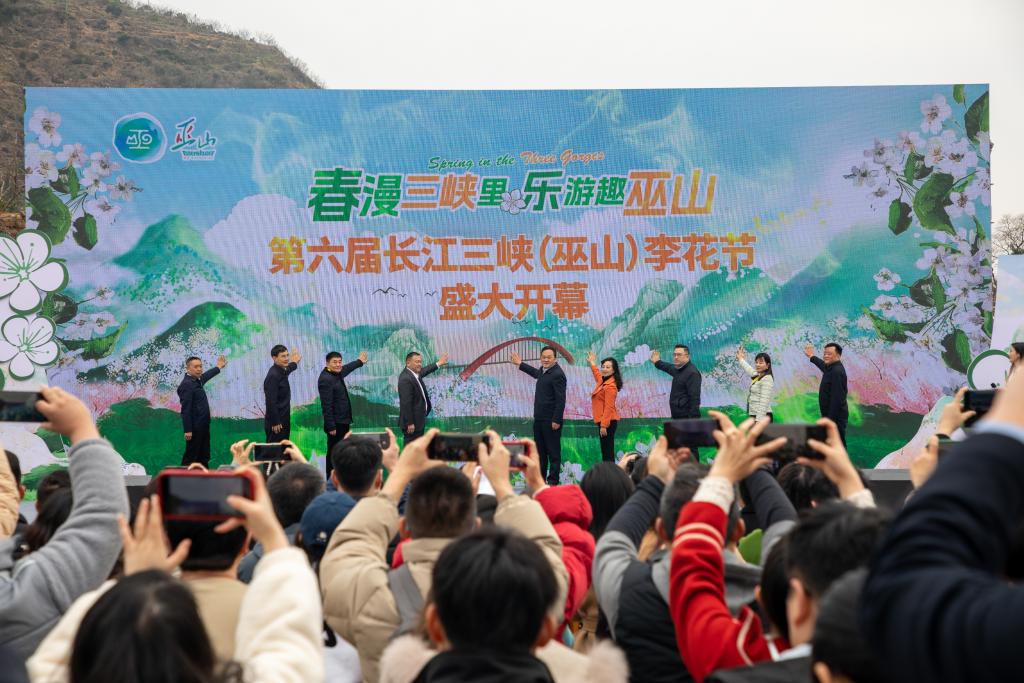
860, 306, 925, 344
50, 164, 80, 197
27, 186, 72, 244
983, 309, 994, 337
72, 214, 98, 250
908, 274, 934, 307
887, 199, 912, 235
62, 322, 127, 361
903, 152, 930, 181
953, 84, 966, 104
912, 172, 955, 234
940, 329, 972, 374
40, 293, 79, 325
930, 270, 946, 312
965, 91, 989, 143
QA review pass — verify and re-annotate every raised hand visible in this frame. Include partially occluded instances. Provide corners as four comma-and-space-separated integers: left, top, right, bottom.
707, 410, 786, 483
217, 355, 227, 369
519, 439, 546, 494
736, 347, 745, 361
216, 469, 289, 554
119, 496, 191, 575
937, 387, 976, 435
36, 386, 100, 444
804, 418, 865, 498
650, 349, 660, 364
437, 352, 449, 366
510, 351, 522, 366
358, 351, 369, 363
230, 439, 255, 466
477, 430, 514, 501
290, 349, 302, 364
803, 344, 815, 358
587, 350, 597, 365
281, 439, 307, 463
382, 429, 443, 502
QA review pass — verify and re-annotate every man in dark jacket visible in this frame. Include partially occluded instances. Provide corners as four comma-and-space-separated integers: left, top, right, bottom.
652, 344, 702, 457
264, 344, 301, 442
397, 350, 448, 444
804, 343, 848, 445
177, 354, 226, 466
511, 346, 567, 485
318, 349, 369, 477
861, 377, 1024, 683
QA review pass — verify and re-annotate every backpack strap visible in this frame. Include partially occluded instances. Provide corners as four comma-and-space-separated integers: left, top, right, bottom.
387, 563, 424, 640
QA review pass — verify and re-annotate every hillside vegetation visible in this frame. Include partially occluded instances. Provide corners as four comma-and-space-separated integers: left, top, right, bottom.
0, 0, 321, 226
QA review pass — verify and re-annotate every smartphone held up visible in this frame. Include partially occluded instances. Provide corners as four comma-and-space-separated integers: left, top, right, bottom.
156, 469, 258, 521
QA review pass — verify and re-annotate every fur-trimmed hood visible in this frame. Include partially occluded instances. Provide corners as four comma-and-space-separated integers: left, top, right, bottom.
380, 635, 629, 683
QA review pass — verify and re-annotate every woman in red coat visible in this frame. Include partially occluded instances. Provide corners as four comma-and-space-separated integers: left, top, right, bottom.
588, 351, 622, 462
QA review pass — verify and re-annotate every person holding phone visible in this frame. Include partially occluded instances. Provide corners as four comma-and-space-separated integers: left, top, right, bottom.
588, 351, 622, 462
319, 350, 369, 478
177, 354, 227, 467
736, 347, 774, 423
397, 350, 448, 445
263, 345, 301, 443
510, 346, 567, 485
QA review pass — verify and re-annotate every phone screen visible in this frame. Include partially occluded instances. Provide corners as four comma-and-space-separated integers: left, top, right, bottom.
428, 433, 486, 461
503, 442, 526, 468
162, 475, 249, 517
253, 443, 286, 462
0, 391, 46, 423
756, 423, 827, 460
348, 432, 390, 449
663, 419, 719, 449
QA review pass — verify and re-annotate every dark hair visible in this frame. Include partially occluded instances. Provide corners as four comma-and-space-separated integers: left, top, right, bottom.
325, 351, 342, 363
185, 356, 201, 366
776, 462, 839, 511
330, 439, 383, 495
37, 469, 71, 507
600, 357, 623, 389
431, 526, 557, 652
674, 344, 690, 354
812, 568, 885, 683
405, 467, 476, 538
786, 502, 887, 600
165, 520, 249, 572
628, 455, 649, 487
18, 488, 73, 558
754, 352, 773, 377
540, 346, 556, 358
658, 462, 708, 537
758, 536, 790, 642
824, 342, 843, 356
270, 344, 287, 358
267, 463, 325, 528
405, 351, 421, 363
580, 463, 634, 539
69, 570, 233, 683
4, 450, 21, 487
1011, 342, 1024, 362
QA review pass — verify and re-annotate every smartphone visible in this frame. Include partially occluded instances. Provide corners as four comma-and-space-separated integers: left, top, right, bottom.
755, 423, 828, 460
503, 441, 527, 469
156, 469, 257, 520
963, 389, 998, 426
936, 439, 955, 460
663, 419, 719, 449
0, 391, 46, 423
428, 432, 488, 461
347, 431, 391, 450
252, 443, 286, 462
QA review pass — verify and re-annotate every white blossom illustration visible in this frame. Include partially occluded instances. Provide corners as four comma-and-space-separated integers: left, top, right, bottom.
0, 231, 68, 313
0, 316, 59, 380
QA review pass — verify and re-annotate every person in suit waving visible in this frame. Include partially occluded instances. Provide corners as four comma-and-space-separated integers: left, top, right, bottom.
587, 350, 622, 462
177, 354, 226, 466
397, 350, 449, 444
319, 349, 369, 478
510, 346, 567, 484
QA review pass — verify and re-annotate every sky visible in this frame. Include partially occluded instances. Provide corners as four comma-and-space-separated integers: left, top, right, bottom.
137, 0, 1024, 219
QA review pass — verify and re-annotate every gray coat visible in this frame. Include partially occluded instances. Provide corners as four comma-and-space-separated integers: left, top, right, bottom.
0, 439, 129, 658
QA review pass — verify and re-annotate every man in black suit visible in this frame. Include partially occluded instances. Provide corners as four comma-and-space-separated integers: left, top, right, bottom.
177, 354, 226, 466
397, 350, 449, 444
511, 346, 567, 485
805, 342, 849, 445
651, 344, 703, 456
319, 349, 369, 478
264, 344, 301, 442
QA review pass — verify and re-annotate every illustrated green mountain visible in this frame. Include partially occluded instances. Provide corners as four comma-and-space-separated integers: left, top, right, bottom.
114, 214, 217, 272
593, 279, 683, 359
83, 301, 265, 384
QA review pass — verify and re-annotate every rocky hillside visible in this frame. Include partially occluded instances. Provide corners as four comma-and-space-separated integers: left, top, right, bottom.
0, 0, 321, 226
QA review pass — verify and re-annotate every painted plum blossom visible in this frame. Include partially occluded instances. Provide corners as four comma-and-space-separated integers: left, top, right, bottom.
0, 232, 68, 314
0, 316, 59, 380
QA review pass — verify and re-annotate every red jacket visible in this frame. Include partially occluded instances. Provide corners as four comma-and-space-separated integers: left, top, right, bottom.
590, 364, 620, 428
669, 501, 780, 683
535, 485, 595, 633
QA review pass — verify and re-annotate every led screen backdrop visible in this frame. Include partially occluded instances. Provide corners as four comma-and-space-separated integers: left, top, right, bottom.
10, 85, 992, 477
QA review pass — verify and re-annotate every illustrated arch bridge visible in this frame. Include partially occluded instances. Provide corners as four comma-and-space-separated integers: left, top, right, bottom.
457, 337, 576, 381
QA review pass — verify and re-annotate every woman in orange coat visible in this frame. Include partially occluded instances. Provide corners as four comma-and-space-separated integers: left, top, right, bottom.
587, 350, 622, 462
